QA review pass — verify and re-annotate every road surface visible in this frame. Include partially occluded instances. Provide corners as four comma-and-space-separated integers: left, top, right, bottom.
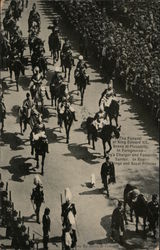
0, 0, 159, 249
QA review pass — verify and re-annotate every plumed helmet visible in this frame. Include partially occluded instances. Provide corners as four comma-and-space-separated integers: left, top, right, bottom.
55, 66, 61, 72
65, 187, 72, 202
33, 66, 40, 74
79, 55, 83, 60
33, 175, 43, 187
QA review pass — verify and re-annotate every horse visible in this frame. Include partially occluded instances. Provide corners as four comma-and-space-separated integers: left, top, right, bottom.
61, 52, 74, 82
75, 68, 88, 106
48, 32, 61, 64
9, 57, 25, 91
104, 100, 120, 127
124, 184, 148, 233
18, 107, 40, 134
31, 52, 47, 77
30, 136, 48, 175
50, 81, 68, 107
58, 107, 74, 143
86, 117, 120, 157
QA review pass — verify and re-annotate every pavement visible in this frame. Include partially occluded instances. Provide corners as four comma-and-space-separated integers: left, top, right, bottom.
0, 0, 159, 249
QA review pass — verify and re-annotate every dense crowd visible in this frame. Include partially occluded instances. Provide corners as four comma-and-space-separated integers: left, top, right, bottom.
57, 0, 160, 120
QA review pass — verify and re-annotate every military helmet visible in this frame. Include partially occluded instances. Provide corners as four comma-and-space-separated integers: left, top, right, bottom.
33, 66, 40, 74
79, 55, 83, 60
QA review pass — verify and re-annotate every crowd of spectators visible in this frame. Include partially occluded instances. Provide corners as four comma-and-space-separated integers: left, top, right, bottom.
56, 0, 160, 120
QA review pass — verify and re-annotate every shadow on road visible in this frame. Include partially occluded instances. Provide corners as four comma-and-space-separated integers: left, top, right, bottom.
0, 155, 36, 182
0, 132, 28, 150
79, 187, 104, 196
64, 143, 100, 164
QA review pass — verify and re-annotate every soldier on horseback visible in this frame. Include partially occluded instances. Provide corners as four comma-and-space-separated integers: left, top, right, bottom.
30, 115, 49, 155
31, 182, 44, 223
48, 27, 61, 63
58, 97, 78, 122
100, 154, 116, 197
28, 3, 40, 32
61, 188, 77, 249
75, 55, 90, 85
92, 106, 108, 133
30, 66, 43, 99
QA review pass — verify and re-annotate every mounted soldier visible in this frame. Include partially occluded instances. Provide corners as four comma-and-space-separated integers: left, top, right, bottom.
75, 55, 90, 85
61, 188, 77, 250
30, 66, 43, 99
48, 27, 61, 64
92, 106, 108, 133
58, 96, 78, 122
31, 182, 44, 223
100, 154, 116, 197
28, 3, 40, 32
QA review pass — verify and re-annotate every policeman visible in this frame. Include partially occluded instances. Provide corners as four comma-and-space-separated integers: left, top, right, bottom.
111, 200, 125, 244
31, 183, 44, 223
100, 154, 116, 197
148, 194, 159, 238
42, 207, 51, 250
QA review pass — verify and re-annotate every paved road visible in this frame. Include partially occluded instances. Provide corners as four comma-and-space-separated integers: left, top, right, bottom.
0, 1, 159, 249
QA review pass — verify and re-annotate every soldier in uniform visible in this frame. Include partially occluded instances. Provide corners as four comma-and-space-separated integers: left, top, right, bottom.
22, 92, 35, 121
100, 154, 116, 197
28, 3, 40, 32
148, 194, 159, 239
42, 207, 51, 250
111, 200, 125, 245
31, 183, 44, 223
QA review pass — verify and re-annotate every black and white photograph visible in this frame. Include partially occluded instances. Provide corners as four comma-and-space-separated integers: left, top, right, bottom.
0, 0, 159, 249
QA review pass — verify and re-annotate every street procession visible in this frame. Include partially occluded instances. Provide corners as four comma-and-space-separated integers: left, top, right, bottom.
0, 0, 159, 249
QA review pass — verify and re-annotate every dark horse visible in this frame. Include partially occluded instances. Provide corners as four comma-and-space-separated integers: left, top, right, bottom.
48, 32, 61, 64
9, 58, 25, 91
124, 184, 148, 232
61, 52, 74, 82
50, 82, 68, 107
31, 52, 47, 77
104, 100, 120, 127
75, 69, 88, 106
86, 117, 120, 157
30, 136, 47, 175
58, 107, 74, 143
18, 107, 40, 134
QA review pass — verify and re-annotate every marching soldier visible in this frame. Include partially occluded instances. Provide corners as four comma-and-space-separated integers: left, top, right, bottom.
31, 183, 44, 223
111, 200, 125, 245
42, 207, 51, 250
100, 154, 116, 197
22, 92, 35, 120
148, 194, 159, 239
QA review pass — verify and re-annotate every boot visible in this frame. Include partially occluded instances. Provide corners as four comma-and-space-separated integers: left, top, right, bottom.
72, 112, 78, 121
